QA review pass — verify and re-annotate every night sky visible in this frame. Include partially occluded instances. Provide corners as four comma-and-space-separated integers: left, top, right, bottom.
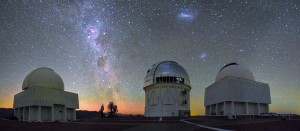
0, 0, 299, 115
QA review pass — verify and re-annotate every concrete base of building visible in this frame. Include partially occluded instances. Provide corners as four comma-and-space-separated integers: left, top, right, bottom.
205, 101, 269, 116
14, 105, 76, 122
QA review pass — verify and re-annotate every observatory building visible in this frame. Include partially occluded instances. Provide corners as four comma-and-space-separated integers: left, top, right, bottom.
13, 67, 79, 122
204, 63, 271, 117
144, 61, 191, 117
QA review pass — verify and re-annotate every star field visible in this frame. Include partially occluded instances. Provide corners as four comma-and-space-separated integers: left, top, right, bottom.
0, 0, 299, 115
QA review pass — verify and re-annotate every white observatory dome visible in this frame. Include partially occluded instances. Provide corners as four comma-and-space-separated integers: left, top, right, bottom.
144, 61, 190, 87
215, 63, 254, 82
22, 67, 64, 91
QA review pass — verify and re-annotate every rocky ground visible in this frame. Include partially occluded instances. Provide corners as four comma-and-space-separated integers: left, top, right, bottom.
1, 116, 300, 131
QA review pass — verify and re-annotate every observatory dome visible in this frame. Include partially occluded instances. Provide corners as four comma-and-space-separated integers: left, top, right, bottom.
215, 63, 254, 82
22, 67, 64, 91
144, 61, 190, 87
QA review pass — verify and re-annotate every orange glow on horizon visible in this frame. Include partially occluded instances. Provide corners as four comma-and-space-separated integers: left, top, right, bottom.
0, 91, 15, 109
1, 89, 300, 116
79, 100, 144, 114
78, 95, 145, 114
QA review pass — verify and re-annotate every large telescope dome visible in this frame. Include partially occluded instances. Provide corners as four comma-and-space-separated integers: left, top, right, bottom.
216, 63, 254, 82
144, 61, 190, 87
22, 67, 64, 91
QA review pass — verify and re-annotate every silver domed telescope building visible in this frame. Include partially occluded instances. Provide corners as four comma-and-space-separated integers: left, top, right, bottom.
204, 63, 271, 117
144, 61, 191, 117
13, 67, 79, 122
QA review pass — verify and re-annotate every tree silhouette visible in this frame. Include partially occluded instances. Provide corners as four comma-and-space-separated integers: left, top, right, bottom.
99, 104, 104, 118
107, 102, 118, 117
112, 105, 118, 114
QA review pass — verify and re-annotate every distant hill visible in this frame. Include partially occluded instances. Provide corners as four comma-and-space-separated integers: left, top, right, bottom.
76, 110, 142, 119
0, 108, 140, 120
0, 108, 14, 119
76, 110, 100, 119
0, 109, 100, 119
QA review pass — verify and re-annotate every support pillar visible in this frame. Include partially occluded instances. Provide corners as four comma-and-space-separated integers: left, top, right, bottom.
64, 107, 67, 122
22, 107, 25, 121
37, 106, 41, 122
257, 103, 260, 115
73, 109, 76, 121
146, 92, 148, 116
160, 86, 162, 119
51, 106, 54, 122
215, 103, 218, 115
17, 108, 20, 120
223, 102, 226, 116
232, 101, 235, 115
28, 106, 31, 122
14, 109, 16, 117
209, 105, 212, 115
246, 102, 249, 115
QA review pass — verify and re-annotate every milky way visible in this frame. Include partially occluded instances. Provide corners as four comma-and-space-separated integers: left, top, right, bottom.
0, 0, 299, 115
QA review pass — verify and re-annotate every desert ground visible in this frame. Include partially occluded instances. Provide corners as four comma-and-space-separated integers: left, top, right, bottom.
1, 116, 300, 131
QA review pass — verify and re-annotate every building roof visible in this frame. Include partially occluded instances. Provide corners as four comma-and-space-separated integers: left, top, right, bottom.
215, 63, 255, 82
144, 61, 190, 87
22, 67, 64, 91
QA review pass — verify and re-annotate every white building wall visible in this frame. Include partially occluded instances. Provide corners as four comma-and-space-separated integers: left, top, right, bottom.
205, 76, 271, 106
13, 87, 78, 122
14, 87, 79, 109
204, 79, 229, 106
145, 84, 190, 117
228, 78, 271, 103
204, 76, 271, 116
13, 90, 35, 108
34, 87, 79, 108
